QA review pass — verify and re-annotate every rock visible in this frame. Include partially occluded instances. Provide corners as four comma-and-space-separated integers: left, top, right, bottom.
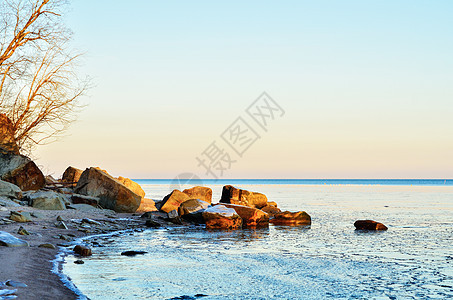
39, 243, 56, 249
71, 194, 100, 207
269, 211, 311, 225
67, 203, 99, 211
0, 152, 45, 191
26, 190, 66, 210
167, 210, 183, 225
73, 245, 92, 256
116, 176, 145, 198
136, 198, 157, 213
5, 280, 27, 288
0, 231, 29, 247
216, 203, 269, 227
75, 167, 141, 213
17, 226, 29, 235
145, 219, 161, 228
10, 211, 32, 222
354, 220, 388, 231
74, 260, 85, 264
82, 218, 101, 226
55, 221, 68, 230
267, 201, 278, 207
260, 205, 282, 217
121, 250, 147, 256
0, 289, 17, 296
178, 199, 210, 216
220, 185, 268, 209
0, 114, 19, 155
202, 205, 242, 230
45, 175, 58, 185
0, 197, 21, 207
182, 186, 212, 204
61, 166, 83, 184
158, 190, 190, 213
0, 179, 22, 199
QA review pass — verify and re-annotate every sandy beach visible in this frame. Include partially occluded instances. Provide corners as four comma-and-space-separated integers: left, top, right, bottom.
0, 205, 150, 299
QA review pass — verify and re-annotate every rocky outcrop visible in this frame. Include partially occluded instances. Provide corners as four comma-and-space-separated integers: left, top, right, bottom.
74, 167, 141, 213
0, 179, 22, 199
269, 211, 311, 225
354, 220, 388, 231
136, 198, 157, 213
61, 166, 83, 184
202, 205, 242, 229
182, 186, 212, 204
260, 205, 282, 217
217, 203, 269, 227
26, 190, 66, 210
0, 153, 45, 191
220, 185, 268, 209
116, 176, 145, 198
0, 114, 19, 155
158, 190, 190, 213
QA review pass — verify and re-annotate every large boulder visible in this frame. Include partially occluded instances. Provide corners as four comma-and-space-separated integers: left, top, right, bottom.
0, 114, 19, 155
26, 190, 66, 210
158, 190, 190, 213
74, 167, 141, 213
269, 211, 311, 225
182, 186, 212, 204
136, 198, 157, 213
202, 205, 242, 230
354, 220, 388, 231
0, 153, 45, 191
116, 176, 145, 198
0, 179, 22, 199
61, 166, 83, 184
217, 203, 269, 227
260, 205, 282, 217
178, 199, 210, 223
220, 185, 268, 209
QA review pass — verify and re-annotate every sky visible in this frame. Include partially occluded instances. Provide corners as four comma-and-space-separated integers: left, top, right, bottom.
34, 0, 453, 179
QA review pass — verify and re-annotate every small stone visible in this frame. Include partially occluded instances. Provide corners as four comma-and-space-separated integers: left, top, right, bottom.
10, 211, 32, 222
17, 226, 30, 235
354, 220, 388, 231
74, 259, 85, 264
73, 245, 92, 256
5, 280, 27, 288
38, 243, 56, 249
55, 221, 68, 230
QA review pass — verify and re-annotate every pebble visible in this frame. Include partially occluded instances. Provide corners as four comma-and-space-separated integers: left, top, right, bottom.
17, 226, 29, 235
121, 250, 148, 256
74, 260, 85, 264
38, 243, 56, 249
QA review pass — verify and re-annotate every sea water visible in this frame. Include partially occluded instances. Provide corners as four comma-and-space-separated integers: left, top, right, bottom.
62, 180, 453, 299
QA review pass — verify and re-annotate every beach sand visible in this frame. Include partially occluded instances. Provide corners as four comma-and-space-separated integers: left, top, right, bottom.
0, 205, 148, 299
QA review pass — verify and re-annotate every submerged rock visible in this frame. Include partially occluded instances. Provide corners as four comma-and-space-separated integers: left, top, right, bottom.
0, 231, 29, 247
73, 245, 92, 256
218, 203, 269, 227
202, 205, 242, 230
270, 211, 311, 225
182, 186, 212, 204
220, 185, 268, 209
75, 167, 141, 213
354, 220, 388, 231
121, 250, 148, 256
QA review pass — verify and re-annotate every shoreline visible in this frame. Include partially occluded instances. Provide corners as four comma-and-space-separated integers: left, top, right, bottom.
0, 205, 163, 299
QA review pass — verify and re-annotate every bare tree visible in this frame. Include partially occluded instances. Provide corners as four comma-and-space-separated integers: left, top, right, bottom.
0, 0, 87, 154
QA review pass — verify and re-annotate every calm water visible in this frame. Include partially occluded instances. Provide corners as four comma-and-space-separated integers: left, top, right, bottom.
62, 181, 453, 299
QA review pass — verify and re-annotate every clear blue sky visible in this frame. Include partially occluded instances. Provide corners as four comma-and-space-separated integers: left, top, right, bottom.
36, 0, 453, 179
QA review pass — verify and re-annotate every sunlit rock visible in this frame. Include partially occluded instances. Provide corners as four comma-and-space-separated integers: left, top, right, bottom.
269, 211, 311, 225
182, 186, 212, 204
354, 220, 388, 231
220, 185, 268, 209
217, 203, 269, 227
202, 205, 242, 229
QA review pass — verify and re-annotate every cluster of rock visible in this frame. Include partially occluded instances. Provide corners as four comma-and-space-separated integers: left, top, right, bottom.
152, 184, 312, 230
